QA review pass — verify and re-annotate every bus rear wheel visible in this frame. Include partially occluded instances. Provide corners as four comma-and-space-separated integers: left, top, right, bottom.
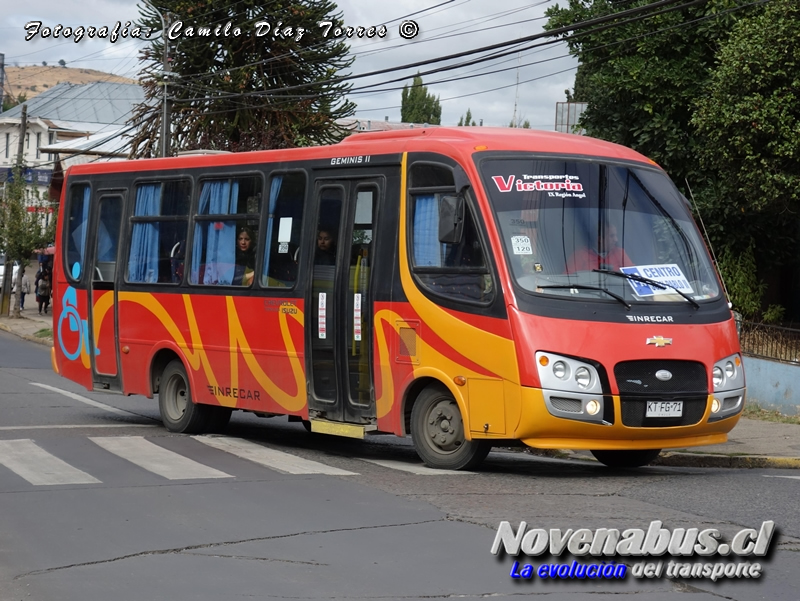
590, 449, 662, 468
411, 384, 491, 470
159, 359, 213, 434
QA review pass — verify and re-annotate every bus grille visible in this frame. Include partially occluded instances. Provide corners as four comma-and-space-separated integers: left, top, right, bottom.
615, 360, 707, 394
615, 360, 708, 427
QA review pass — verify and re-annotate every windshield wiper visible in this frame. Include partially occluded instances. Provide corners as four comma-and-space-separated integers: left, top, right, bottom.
538, 284, 631, 310
592, 269, 700, 310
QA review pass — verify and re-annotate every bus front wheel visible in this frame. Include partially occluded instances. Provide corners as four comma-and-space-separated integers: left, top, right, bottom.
411, 384, 491, 470
159, 359, 212, 434
590, 449, 661, 468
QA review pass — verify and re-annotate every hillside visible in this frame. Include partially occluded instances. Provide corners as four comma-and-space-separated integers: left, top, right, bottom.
2, 66, 137, 103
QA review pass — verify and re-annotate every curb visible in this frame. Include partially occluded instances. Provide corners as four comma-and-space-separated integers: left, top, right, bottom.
0, 320, 54, 347
528, 448, 800, 469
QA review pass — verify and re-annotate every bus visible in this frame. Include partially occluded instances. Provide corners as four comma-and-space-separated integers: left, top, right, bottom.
51, 127, 745, 470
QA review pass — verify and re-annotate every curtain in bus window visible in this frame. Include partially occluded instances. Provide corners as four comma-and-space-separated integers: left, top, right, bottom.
128, 184, 161, 283
413, 195, 443, 267
67, 186, 91, 277
192, 180, 238, 285
262, 175, 283, 278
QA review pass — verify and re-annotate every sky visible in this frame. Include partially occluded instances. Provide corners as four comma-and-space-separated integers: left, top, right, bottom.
1, 0, 578, 130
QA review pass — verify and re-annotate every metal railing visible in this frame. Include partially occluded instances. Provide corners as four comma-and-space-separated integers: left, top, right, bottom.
736, 320, 800, 364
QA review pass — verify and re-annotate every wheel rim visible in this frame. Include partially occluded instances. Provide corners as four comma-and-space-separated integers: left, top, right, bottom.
163, 371, 188, 422
422, 398, 465, 455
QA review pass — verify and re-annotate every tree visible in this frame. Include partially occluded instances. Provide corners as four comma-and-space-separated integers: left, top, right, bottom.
2, 93, 26, 113
544, 0, 754, 190
401, 74, 441, 125
129, 0, 356, 156
457, 108, 476, 126
0, 166, 56, 319
58, 59, 67, 67
41, 61, 47, 66
691, 0, 800, 319
509, 118, 530, 129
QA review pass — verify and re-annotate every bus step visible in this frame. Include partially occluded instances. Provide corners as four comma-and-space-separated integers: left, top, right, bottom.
309, 419, 378, 439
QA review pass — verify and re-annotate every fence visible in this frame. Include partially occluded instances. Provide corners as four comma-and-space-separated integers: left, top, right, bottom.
736, 320, 800, 364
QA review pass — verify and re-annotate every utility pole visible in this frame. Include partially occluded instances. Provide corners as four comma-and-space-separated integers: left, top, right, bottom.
0, 53, 5, 113
161, 12, 172, 158
16, 103, 28, 166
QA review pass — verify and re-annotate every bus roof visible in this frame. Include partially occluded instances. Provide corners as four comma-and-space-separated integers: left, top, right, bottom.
66, 126, 657, 177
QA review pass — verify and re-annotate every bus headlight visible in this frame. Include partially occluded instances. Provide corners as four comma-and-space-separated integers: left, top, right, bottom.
553, 361, 569, 380
535, 352, 602, 395
712, 354, 745, 392
575, 367, 592, 389
712, 366, 724, 389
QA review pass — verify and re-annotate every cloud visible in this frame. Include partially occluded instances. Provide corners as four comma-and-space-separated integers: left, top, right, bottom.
2, 0, 577, 129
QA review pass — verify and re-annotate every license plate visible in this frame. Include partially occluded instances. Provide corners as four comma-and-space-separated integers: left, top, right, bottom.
646, 401, 683, 418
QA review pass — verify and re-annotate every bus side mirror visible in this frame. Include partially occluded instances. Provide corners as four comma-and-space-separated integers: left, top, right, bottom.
438, 194, 464, 244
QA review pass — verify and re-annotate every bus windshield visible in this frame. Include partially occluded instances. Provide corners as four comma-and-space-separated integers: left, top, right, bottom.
480, 157, 721, 305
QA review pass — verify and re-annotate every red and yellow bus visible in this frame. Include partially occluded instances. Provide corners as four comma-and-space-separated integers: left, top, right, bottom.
51, 127, 745, 469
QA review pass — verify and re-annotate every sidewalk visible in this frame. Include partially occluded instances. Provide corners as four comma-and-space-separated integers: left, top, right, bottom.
1, 311, 798, 469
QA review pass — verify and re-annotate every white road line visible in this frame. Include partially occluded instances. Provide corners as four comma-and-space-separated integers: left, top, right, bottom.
0, 439, 101, 486
30, 383, 141, 418
0, 424, 157, 431
360, 458, 473, 475
763, 475, 800, 480
193, 435, 358, 476
90, 436, 232, 480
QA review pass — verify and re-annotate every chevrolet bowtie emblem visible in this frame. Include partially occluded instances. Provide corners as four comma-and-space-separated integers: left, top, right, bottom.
646, 336, 673, 347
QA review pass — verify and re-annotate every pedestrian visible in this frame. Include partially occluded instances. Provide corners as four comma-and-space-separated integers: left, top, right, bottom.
37, 272, 52, 315
20, 271, 30, 310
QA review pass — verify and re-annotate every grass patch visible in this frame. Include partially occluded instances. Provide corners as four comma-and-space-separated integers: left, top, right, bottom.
742, 402, 800, 425
34, 328, 52, 338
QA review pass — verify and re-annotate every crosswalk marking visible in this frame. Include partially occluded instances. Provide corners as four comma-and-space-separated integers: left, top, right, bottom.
90, 436, 232, 480
0, 439, 101, 485
193, 435, 358, 476
360, 458, 472, 475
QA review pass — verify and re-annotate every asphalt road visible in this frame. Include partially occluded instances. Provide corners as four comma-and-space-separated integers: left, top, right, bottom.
1, 329, 798, 601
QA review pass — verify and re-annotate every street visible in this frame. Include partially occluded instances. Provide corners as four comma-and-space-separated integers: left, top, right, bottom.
1, 329, 798, 601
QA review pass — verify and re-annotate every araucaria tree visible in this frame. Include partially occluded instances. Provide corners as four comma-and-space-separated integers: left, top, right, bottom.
401, 75, 442, 125
129, 0, 356, 156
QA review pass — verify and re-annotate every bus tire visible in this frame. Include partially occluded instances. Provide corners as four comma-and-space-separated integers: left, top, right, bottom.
590, 449, 661, 468
159, 359, 210, 434
411, 384, 491, 470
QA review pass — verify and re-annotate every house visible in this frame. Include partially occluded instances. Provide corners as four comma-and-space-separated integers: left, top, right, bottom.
0, 81, 144, 203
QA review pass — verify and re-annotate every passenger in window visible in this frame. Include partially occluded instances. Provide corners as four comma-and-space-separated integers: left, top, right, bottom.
233, 226, 256, 286
566, 223, 632, 272
315, 227, 337, 265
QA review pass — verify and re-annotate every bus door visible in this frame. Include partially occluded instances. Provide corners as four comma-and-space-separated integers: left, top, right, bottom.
308, 177, 383, 424
88, 192, 125, 391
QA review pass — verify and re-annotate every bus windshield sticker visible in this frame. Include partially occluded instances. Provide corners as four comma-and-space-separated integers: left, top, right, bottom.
491, 174, 583, 195
511, 236, 533, 255
277, 217, 292, 243
620, 264, 694, 297
318, 292, 327, 339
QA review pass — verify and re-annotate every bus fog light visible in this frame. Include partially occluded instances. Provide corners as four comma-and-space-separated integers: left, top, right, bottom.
586, 399, 601, 415
575, 367, 591, 389
553, 361, 569, 380
711, 398, 721, 413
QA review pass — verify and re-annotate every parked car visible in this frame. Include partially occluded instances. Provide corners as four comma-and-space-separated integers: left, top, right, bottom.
0, 256, 20, 289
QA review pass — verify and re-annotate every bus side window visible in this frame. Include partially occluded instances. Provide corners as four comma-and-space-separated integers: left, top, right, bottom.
65, 184, 90, 280
127, 180, 191, 284
261, 172, 306, 288
410, 193, 492, 303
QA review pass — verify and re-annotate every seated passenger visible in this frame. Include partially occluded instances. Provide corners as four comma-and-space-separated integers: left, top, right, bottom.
233, 226, 256, 286
566, 223, 632, 272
